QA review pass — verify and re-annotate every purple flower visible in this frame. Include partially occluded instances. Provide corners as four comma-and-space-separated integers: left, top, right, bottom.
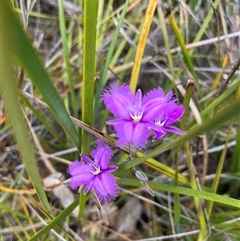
101, 82, 184, 148
68, 140, 119, 204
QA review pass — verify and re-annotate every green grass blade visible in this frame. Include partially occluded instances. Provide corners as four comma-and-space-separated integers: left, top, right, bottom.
1, 204, 38, 221
201, 78, 240, 117
118, 179, 240, 208
28, 200, 78, 241
167, 12, 200, 93
174, 80, 194, 228
185, 142, 208, 240
81, 0, 98, 154
207, 133, 230, 215
2, 0, 80, 149
19, 92, 65, 145
58, 0, 77, 116
157, 2, 175, 83
1, 49, 53, 217
79, 0, 98, 218
181, 79, 194, 129
118, 31, 139, 81
230, 127, 240, 172
189, 0, 221, 55
3, 215, 24, 241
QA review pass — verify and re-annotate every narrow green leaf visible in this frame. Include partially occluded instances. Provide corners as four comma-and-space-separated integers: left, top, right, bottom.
2, 0, 80, 149
118, 179, 240, 208
28, 200, 78, 241
180, 80, 208, 239
167, 12, 200, 93
207, 133, 230, 215
201, 78, 240, 118
19, 92, 65, 145
79, 0, 98, 217
1, 45, 53, 216
82, 0, 98, 154
184, 142, 208, 239
181, 79, 194, 129
230, 127, 240, 172
58, 0, 77, 116
189, 0, 221, 55
2, 204, 38, 221
174, 79, 194, 226
157, 2, 176, 84
3, 215, 24, 241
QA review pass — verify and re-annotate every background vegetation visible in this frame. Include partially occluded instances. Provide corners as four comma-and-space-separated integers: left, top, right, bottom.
1, 0, 240, 240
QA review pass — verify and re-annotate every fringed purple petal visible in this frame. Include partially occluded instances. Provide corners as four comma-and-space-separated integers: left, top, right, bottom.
142, 87, 165, 105
101, 82, 134, 119
142, 100, 167, 121
90, 140, 114, 169
84, 181, 93, 195
164, 105, 185, 125
92, 172, 119, 204
106, 118, 127, 126
80, 154, 94, 166
133, 89, 143, 112
142, 89, 180, 121
68, 161, 95, 189
141, 88, 170, 121
114, 121, 150, 148
106, 165, 118, 173
69, 173, 94, 190
149, 122, 167, 139
68, 161, 93, 176
164, 91, 175, 102
165, 126, 185, 135
154, 129, 167, 139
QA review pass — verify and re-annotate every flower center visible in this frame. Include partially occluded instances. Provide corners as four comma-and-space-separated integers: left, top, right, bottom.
90, 162, 101, 175
81, 154, 102, 175
155, 117, 167, 127
130, 107, 143, 123
129, 89, 143, 123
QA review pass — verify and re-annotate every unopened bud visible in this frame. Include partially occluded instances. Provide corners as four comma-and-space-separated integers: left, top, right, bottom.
134, 169, 154, 197
141, 181, 155, 197
163, 138, 173, 143
135, 170, 148, 183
